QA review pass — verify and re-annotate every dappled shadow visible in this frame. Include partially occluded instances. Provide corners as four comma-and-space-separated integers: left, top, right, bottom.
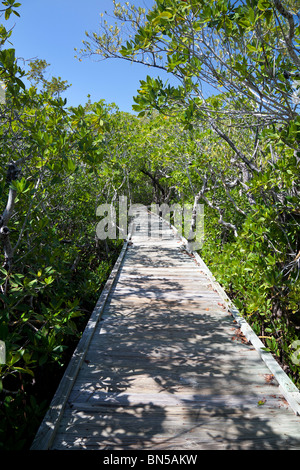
51, 215, 300, 450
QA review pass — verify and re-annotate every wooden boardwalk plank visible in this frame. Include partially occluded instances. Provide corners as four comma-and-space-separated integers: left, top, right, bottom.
31, 210, 300, 450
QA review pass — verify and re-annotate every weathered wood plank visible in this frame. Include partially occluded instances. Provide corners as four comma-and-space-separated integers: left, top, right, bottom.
52, 402, 300, 450
30, 236, 132, 450
31, 211, 300, 450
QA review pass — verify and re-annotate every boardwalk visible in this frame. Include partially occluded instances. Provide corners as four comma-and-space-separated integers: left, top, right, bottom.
31, 208, 300, 450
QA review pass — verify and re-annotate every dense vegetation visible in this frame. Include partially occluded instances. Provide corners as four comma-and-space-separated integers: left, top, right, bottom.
0, 0, 299, 450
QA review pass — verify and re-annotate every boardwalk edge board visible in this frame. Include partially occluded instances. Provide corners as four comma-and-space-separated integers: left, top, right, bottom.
161, 212, 300, 417
30, 230, 134, 450
31, 211, 300, 451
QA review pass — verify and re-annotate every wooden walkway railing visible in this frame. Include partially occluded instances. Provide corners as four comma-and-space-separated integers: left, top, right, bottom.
31, 208, 300, 450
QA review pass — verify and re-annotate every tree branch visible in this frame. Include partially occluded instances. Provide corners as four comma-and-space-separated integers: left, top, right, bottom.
273, 0, 300, 69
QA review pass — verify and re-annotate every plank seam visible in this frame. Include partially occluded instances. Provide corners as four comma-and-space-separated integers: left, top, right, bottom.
30, 230, 133, 450
152, 211, 300, 416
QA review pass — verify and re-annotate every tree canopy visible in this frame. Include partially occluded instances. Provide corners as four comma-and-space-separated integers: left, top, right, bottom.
0, 0, 300, 449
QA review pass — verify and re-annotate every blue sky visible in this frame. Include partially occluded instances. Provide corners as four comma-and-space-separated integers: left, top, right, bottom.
5, 0, 180, 113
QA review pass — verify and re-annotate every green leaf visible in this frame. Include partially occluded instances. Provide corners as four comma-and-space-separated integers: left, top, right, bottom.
12, 366, 34, 376
258, 399, 266, 406
15, 76, 25, 89
44, 276, 54, 285
4, 8, 12, 19
257, 0, 271, 11
152, 10, 172, 25
67, 158, 76, 171
159, 11, 172, 19
247, 44, 257, 53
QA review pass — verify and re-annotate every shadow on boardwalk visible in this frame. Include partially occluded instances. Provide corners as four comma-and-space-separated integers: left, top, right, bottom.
64, 257, 300, 449
33, 215, 300, 450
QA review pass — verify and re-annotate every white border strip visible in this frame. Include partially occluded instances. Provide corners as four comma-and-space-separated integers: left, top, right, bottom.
31, 232, 133, 450
156, 211, 300, 416
193, 250, 300, 416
